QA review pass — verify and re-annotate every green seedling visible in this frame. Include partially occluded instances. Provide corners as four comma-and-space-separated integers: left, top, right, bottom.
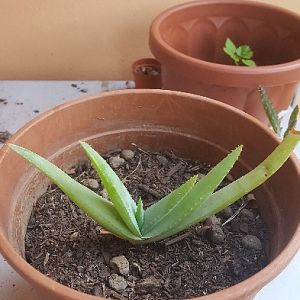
224, 38, 256, 67
9, 130, 300, 243
258, 85, 299, 137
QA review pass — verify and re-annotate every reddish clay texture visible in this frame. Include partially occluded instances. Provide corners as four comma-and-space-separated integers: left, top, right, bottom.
132, 58, 161, 89
149, 0, 300, 122
0, 90, 299, 300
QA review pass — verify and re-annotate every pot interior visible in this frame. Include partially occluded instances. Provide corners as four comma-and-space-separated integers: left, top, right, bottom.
0, 90, 299, 278
2, 129, 293, 262
159, 2, 300, 66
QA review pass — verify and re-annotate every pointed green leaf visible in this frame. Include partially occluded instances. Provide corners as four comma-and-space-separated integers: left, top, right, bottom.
148, 130, 300, 242
284, 105, 299, 137
9, 144, 141, 242
224, 38, 237, 54
141, 175, 197, 235
80, 142, 141, 237
143, 145, 243, 238
242, 59, 256, 67
135, 197, 144, 229
258, 86, 281, 134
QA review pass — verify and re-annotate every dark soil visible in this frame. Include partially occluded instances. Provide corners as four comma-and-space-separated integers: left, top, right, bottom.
25, 147, 269, 299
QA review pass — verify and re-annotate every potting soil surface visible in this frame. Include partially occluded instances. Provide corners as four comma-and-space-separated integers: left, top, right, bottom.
25, 147, 268, 300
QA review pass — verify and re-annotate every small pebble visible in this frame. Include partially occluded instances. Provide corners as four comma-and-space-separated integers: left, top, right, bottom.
121, 149, 135, 160
82, 178, 99, 189
204, 215, 221, 226
100, 189, 109, 199
110, 255, 130, 276
206, 225, 225, 244
70, 232, 79, 241
220, 206, 233, 218
195, 225, 210, 236
240, 209, 255, 220
108, 274, 128, 292
246, 193, 259, 208
66, 167, 76, 175
137, 276, 161, 291
156, 155, 168, 165
109, 155, 125, 169
242, 235, 262, 250
246, 193, 256, 202
132, 262, 141, 274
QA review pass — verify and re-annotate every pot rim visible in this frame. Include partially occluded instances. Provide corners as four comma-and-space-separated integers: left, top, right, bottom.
149, 0, 300, 86
0, 89, 299, 300
132, 58, 161, 75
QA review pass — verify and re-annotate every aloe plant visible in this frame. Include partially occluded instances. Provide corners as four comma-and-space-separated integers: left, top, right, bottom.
224, 38, 256, 67
258, 85, 299, 137
9, 130, 300, 243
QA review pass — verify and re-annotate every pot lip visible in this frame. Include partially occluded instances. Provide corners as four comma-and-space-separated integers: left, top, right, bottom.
150, 0, 300, 79
132, 58, 161, 75
0, 89, 299, 300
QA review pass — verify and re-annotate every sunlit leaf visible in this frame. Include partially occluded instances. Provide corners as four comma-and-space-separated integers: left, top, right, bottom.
80, 141, 141, 237
143, 145, 243, 238
284, 105, 299, 137
9, 144, 141, 242
147, 130, 300, 242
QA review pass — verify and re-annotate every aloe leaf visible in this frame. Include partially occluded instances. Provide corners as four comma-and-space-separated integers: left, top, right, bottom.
135, 197, 144, 228
9, 144, 141, 242
284, 105, 299, 137
143, 145, 243, 238
258, 86, 281, 135
141, 175, 197, 235
148, 130, 300, 242
80, 142, 141, 237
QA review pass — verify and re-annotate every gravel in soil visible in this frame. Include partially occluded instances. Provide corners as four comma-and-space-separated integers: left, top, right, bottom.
25, 147, 269, 299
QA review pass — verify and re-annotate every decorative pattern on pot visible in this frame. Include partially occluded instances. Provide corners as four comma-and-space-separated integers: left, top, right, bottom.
150, 0, 300, 122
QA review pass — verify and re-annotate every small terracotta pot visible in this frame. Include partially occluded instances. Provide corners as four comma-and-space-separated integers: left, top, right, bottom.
149, 0, 300, 122
0, 90, 299, 300
132, 58, 162, 89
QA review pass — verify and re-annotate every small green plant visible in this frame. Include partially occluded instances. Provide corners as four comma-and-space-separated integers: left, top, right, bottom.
9, 131, 300, 243
258, 85, 299, 137
224, 38, 256, 67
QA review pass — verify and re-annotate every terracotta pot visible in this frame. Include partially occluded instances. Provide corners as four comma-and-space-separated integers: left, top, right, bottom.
0, 90, 299, 300
149, 0, 300, 122
132, 58, 162, 89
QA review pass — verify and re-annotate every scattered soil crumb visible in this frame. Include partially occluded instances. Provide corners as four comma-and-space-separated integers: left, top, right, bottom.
0, 131, 11, 143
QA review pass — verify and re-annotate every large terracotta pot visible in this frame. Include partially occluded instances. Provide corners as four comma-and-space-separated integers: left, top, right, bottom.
149, 0, 300, 122
0, 90, 299, 300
